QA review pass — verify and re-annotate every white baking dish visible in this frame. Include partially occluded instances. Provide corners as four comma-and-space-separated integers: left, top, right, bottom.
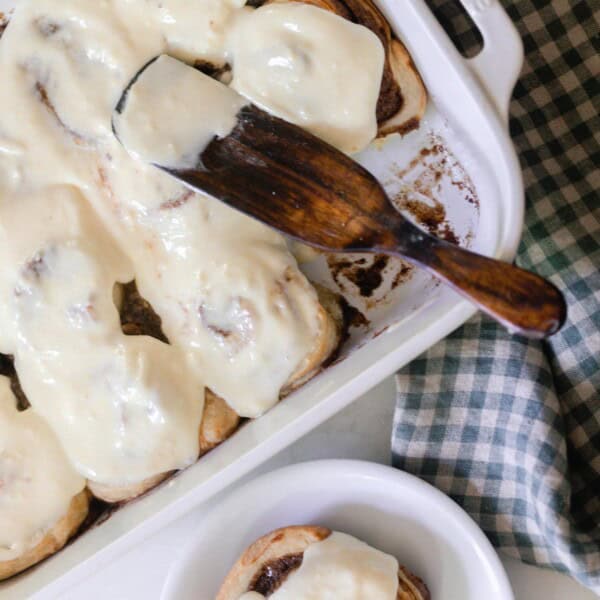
0, 0, 524, 597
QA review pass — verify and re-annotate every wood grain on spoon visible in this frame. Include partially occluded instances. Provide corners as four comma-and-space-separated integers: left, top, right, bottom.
157, 105, 566, 339
114, 62, 566, 339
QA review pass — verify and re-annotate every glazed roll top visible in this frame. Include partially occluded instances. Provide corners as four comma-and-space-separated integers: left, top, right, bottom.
0, 377, 85, 561
218, 526, 429, 600
227, 2, 385, 153
241, 532, 400, 599
0, 187, 205, 485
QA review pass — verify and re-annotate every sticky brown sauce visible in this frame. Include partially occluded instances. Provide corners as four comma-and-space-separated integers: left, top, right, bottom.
321, 295, 370, 363
248, 552, 304, 596
339, 296, 369, 329
390, 138, 478, 246
328, 255, 387, 298
326, 253, 414, 310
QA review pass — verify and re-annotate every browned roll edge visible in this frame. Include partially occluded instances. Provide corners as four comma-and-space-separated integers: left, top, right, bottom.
0, 490, 90, 582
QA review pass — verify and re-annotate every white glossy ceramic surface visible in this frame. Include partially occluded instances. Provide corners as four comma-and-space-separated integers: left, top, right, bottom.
162, 460, 515, 600
0, 0, 524, 597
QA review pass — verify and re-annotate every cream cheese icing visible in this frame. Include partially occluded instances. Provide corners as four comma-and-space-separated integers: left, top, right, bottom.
0, 376, 85, 561
0, 186, 205, 484
227, 2, 384, 153
242, 532, 399, 599
114, 55, 247, 169
0, 0, 383, 487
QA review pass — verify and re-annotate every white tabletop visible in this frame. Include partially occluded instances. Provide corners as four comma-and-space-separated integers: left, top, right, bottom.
60, 377, 596, 600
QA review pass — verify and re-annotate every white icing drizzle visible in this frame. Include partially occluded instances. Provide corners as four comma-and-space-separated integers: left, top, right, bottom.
0, 0, 384, 500
0, 377, 85, 561
0, 187, 204, 484
114, 55, 247, 169
227, 2, 384, 153
242, 532, 400, 599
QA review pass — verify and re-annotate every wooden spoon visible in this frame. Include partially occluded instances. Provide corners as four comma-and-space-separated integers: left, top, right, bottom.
119, 100, 567, 338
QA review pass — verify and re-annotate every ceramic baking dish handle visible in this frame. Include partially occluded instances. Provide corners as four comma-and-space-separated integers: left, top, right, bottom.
458, 0, 524, 123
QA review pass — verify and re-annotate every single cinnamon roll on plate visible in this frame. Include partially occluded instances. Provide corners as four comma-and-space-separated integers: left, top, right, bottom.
217, 526, 429, 600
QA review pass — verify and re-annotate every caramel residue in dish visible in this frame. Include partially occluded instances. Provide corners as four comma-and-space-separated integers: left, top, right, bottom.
340, 296, 369, 330
327, 252, 413, 309
328, 254, 389, 298
391, 261, 413, 289
401, 198, 459, 245
391, 136, 479, 245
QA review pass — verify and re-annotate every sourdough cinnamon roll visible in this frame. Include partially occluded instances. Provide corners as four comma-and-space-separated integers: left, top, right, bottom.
217, 526, 430, 600
0, 377, 88, 581
233, 0, 427, 140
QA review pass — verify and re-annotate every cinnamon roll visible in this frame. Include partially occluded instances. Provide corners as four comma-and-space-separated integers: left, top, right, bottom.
0, 377, 88, 581
240, 0, 427, 139
217, 526, 430, 599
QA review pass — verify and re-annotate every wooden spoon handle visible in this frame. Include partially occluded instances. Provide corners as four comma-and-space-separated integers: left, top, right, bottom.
380, 219, 567, 338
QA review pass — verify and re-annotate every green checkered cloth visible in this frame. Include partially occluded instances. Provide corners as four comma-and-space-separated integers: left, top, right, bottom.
392, 0, 599, 592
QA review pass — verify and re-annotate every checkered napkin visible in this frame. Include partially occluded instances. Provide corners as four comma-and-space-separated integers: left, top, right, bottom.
392, 0, 599, 591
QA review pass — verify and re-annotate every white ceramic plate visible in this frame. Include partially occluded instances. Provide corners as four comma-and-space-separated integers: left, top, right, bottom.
163, 460, 514, 600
